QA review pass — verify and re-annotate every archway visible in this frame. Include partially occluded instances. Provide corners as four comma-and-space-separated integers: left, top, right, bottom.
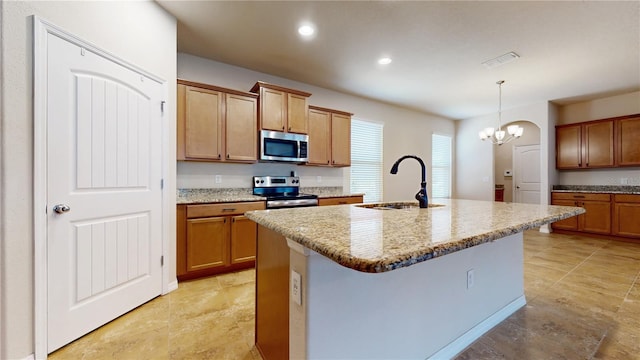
493, 120, 541, 202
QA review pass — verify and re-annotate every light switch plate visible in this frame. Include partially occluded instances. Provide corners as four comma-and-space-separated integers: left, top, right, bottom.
291, 270, 302, 305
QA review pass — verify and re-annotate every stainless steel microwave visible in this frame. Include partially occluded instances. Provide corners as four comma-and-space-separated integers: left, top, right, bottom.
260, 130, 309, 163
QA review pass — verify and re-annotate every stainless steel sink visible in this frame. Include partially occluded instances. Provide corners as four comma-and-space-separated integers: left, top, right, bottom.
356, 202, 444, 210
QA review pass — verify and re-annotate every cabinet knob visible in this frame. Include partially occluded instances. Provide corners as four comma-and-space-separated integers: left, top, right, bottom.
327, 160, 330, 164
282, 126, 285, 131
227, 153, 230, 159
218, 154, 221, 159
288, 126, 291, 131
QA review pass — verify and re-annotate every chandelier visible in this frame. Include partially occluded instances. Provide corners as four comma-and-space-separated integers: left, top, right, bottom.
478, 80, 523, 145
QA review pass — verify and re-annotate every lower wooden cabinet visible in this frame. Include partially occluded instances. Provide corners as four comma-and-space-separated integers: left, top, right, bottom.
551, 192, 611, 235
177, 201, 265, 280
613, 194, 640, 238
551, 192, 640, 240
318, 195, 363, 206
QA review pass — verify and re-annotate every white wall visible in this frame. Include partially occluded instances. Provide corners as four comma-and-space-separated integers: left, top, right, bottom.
456, 102, 552, 203
177, 54, 456, 201
0, 2, 176, 358
555, 91, 640, 186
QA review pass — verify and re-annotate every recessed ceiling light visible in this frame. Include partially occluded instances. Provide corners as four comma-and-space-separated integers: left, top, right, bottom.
378, 57, 392, 65
298, 24, 315, 37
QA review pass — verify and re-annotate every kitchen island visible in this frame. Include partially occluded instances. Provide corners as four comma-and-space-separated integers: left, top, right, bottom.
245, 199, 584, 359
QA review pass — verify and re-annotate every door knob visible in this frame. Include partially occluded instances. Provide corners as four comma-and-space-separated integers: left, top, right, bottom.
53, 204, 71, 214
516, 186, 520, 189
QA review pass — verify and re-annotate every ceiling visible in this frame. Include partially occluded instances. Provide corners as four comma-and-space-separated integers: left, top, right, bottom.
156, 1, 640, 120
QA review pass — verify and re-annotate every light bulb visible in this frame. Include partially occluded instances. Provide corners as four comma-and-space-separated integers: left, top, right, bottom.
495, 130, 506, 141
479, 131, 487, 139
507, 125, 519, 135
484, 127, 495, 137
515, 127, 524, 137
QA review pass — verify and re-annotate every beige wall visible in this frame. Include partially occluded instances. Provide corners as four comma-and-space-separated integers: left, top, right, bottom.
557, 91, 640, 125
556, 91, 640, 186
493, 121, 541, 202
177, 53, 456, 201
0, 2, 176, 358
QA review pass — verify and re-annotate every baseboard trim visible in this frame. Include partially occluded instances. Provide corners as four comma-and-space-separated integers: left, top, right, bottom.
427, 295, 527, 360
23, 354, 35, 360
165, 280, 178, 294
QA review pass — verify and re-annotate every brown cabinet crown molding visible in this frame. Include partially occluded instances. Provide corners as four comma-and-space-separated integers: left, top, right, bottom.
178, 79, 258, 99
250, 81, 312, 97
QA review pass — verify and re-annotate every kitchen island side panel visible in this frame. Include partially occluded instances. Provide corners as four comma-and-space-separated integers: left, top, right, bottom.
297, 233, 525, 359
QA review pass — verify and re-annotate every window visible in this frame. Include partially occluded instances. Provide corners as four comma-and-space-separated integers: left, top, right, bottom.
350, 119, 383, 202
431, 134, 452, 198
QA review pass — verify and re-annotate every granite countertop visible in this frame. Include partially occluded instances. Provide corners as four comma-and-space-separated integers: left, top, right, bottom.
245, 199, 584, 273
552, 185, 640, 195
176, 187, 364, 204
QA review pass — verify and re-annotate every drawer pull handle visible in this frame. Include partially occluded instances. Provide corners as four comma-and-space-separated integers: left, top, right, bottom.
222, 208, 236, 212
573, 195, 586, 198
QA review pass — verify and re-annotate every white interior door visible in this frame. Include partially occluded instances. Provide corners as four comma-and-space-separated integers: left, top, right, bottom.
513, 144, 541, 204
46, 33, 164, 352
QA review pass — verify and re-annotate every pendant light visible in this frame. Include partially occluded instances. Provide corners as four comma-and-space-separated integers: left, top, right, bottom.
478, 80, 524, 145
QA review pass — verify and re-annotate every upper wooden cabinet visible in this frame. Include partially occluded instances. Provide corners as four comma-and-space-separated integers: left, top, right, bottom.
556, 120, 614, 169
556, 114, 639, 169
250, 81, 312, 134
617, 115, 640, 166
177, 79, 257, 162
307, 105, 352, 167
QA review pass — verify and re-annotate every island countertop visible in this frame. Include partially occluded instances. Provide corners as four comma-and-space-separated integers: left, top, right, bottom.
245, 199, 584, 273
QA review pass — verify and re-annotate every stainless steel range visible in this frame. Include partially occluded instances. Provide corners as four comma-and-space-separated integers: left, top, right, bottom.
253, 176, 318, 209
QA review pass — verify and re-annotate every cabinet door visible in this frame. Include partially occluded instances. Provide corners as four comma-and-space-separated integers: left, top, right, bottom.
580, 201, 611, 234
550, 199, 579, 231
613, 195, 640, 238
613, 202, 640, 238
287, 93, 309, 134
331, 113, 351, 166
584, 120, 614, 168
617, 116, 640, 166
230, 215, 258, 264
225, 93, 257, 162
556, 125, 581, 169
307, 108, 331, 165
260, 87, 286, 131
186, 217, 229, 272
184, 86, 223, 160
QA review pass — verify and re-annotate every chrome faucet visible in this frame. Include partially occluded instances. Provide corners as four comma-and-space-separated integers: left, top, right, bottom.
390, 155, 429, 208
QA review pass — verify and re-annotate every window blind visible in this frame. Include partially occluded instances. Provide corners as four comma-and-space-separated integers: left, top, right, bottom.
350, 119, 383, 203
431, 134, 452, 198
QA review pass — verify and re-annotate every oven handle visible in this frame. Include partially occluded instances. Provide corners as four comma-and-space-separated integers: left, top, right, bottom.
267, 198, 318, 209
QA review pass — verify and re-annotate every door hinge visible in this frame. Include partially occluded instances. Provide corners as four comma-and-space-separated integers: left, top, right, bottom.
160, 100, 165, 114
161, 179, 164, 189
161, 255, 164, 266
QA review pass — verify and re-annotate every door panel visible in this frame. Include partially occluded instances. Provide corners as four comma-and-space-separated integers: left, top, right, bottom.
47, 33, 163, 352
514, 145, 540, 204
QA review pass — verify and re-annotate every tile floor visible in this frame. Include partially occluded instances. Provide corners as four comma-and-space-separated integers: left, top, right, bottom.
50, 230, 640, 359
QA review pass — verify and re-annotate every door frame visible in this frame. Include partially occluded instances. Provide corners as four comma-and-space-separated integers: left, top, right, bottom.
33, 17, 171, 359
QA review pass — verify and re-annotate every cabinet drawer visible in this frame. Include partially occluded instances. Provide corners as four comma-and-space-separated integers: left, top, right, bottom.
551, 192, 611, 202
187, 201, 265, 218
318, 196, 363, 206
614, 194, 640, 203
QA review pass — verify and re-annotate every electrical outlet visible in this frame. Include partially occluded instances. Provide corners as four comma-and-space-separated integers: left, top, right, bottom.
467, 269, 475, 289
291, 270, 302, 305
621, 178, 629, 185
215, 175, 222, 184
316, 176, 322, 183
